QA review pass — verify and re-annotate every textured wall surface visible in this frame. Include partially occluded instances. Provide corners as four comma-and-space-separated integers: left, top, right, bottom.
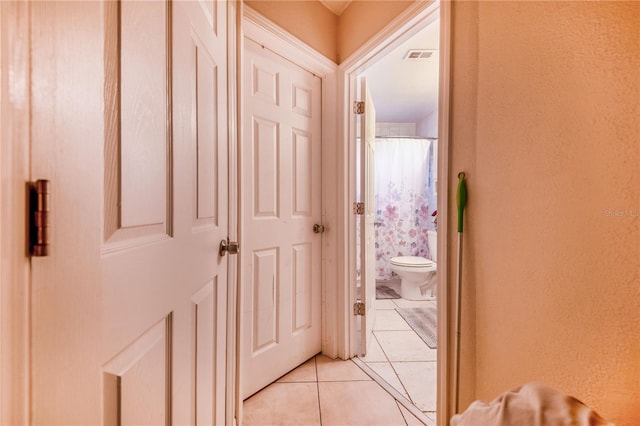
245, 0, 338, 62
451, 2, 639, 424
245, 0, 413, 64
337, 0, 413, 62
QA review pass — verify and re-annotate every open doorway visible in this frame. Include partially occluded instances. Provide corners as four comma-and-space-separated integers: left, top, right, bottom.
348, 4, 444, 424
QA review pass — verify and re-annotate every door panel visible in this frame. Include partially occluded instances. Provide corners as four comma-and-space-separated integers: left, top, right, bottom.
292, 243, 313, 330
242, 38, 322, 398
192, 279, 226, 426
103, 318, 171, 426
104, 0, 171, 244
195, 41, 220, 223
252, 118, 280, 217
119, 0, 169, 228
252, 248, 279, 352
30, 1, 229, 424
293, 130, 313, 215
359, 78, 377, 355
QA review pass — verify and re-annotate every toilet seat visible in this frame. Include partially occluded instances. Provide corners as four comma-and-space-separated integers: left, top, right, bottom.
390, 256, 435, 268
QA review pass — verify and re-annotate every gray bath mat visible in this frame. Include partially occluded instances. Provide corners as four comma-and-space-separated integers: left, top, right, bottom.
396, 306, 437, 349
376, 284, 401, 299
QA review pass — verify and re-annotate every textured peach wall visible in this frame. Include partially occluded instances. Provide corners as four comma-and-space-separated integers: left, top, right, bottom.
245, 0, 413, 64
448, 0, 479, 414
244, 1, 338, 62
451, 2, 639, 424
337, 0, 413, 62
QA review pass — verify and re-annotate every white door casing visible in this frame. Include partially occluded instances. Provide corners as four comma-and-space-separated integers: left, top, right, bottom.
241, 37, 323, 399
339, 2, 450, 423
30, 1, 230, 424
359, 78, 377, 356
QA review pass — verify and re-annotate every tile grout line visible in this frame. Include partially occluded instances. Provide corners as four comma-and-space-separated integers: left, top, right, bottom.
314, 356, 323, 426
371, 318, 416, 400
372, 300, 438, 417
353, 357, 434, 426
395, 400, 411, 426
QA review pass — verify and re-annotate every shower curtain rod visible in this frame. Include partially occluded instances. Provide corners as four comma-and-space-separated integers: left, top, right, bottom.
375, 136, 438, 140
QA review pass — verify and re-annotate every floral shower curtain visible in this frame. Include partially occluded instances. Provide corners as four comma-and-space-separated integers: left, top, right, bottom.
375, 138, 434, 280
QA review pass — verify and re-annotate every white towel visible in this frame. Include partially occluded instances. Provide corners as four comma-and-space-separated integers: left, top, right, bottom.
450, 382, 614, 426
419, 273, 438, 295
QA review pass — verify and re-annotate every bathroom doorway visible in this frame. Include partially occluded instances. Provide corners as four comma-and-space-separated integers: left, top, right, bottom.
357, 131, 438, 420
349, 5, 444, 424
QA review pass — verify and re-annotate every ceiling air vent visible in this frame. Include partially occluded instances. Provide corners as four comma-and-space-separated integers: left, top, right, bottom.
404, 49, 436, 60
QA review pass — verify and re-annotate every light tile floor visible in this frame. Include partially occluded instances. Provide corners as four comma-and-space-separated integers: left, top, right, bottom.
242, 291, 437, 426
242, 354, 431, 426
361, 297, 437, 419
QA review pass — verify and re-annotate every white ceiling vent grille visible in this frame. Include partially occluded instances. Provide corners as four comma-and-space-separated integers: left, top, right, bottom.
404, 49, 436, 60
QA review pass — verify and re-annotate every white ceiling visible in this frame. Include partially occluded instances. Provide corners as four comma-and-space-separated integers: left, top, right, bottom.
361, 19, 440, 123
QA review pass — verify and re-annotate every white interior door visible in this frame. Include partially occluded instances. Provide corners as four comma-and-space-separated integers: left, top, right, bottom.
359, 78, 377, 355
241, 37, 322, 398
29, 1, 229, 424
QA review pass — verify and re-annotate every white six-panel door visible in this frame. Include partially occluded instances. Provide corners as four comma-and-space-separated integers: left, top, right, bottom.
30, 1, 229, 424
241, 37, 323, 398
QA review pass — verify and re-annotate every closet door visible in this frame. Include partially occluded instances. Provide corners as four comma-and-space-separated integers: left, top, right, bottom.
241, 37, 323, 398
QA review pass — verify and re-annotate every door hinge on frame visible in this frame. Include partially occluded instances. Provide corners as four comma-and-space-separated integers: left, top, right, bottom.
353, 202, 364, 215
353, 101, 365, 115
353, 300, 365, 316
28, 179, 51, 257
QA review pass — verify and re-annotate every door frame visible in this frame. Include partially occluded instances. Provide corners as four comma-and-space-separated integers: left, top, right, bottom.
236, 4, 339, 422
0, 2, 31, 424
337, 1, 453, 424
226, 1, 239, 425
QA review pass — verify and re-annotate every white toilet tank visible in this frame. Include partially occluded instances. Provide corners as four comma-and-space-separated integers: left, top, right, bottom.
427, 230, 437, 262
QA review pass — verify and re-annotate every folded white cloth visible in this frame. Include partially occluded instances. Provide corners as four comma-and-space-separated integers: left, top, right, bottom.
419, 272, 438, 295
450, 382, 614, 426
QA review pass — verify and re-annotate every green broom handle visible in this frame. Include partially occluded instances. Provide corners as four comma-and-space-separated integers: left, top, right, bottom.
456, 172, 467, 232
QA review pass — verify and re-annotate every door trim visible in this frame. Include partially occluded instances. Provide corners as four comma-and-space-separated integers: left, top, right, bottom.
337, 1, 452, 424
437, 3, 453, 423
0, 2, 31, 424
237, 5, 339, 422
226, 1, 239, 425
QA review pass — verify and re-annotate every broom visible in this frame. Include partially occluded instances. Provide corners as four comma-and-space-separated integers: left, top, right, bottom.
453, 171, 467, 414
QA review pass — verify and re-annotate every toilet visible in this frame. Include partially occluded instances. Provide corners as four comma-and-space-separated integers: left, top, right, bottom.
389, 230, 437, 300
389, 256, 436, 300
